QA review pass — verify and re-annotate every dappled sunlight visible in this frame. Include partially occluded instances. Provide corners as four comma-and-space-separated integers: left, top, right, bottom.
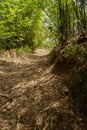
0, 70, 6, 76
0, 0, 86, 128
0, 49, 51, 129
0, 49, 49, 66
11, 82, 27, 96
0, 48, 84, 130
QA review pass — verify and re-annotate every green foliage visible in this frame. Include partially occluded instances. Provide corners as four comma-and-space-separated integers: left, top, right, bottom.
65, 44, 87, 62
44, 0, 87, 43
0, 0, 46, 51
0, 0, 86, 51
65, 45, 80, 57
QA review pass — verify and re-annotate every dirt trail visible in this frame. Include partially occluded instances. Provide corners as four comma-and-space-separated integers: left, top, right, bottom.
0, 49, 49, 129
0, 49, 85, 130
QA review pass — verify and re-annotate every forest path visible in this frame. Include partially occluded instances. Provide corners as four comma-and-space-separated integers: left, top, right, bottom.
0, 48, 59, 130
0, 48, 50, 129
0, 48, 78, 130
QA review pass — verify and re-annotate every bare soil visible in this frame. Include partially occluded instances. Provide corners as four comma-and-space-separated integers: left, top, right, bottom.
0, 49, 86, 130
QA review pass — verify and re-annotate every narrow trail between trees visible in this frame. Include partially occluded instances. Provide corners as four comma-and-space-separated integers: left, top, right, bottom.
0, 49, 85, 130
